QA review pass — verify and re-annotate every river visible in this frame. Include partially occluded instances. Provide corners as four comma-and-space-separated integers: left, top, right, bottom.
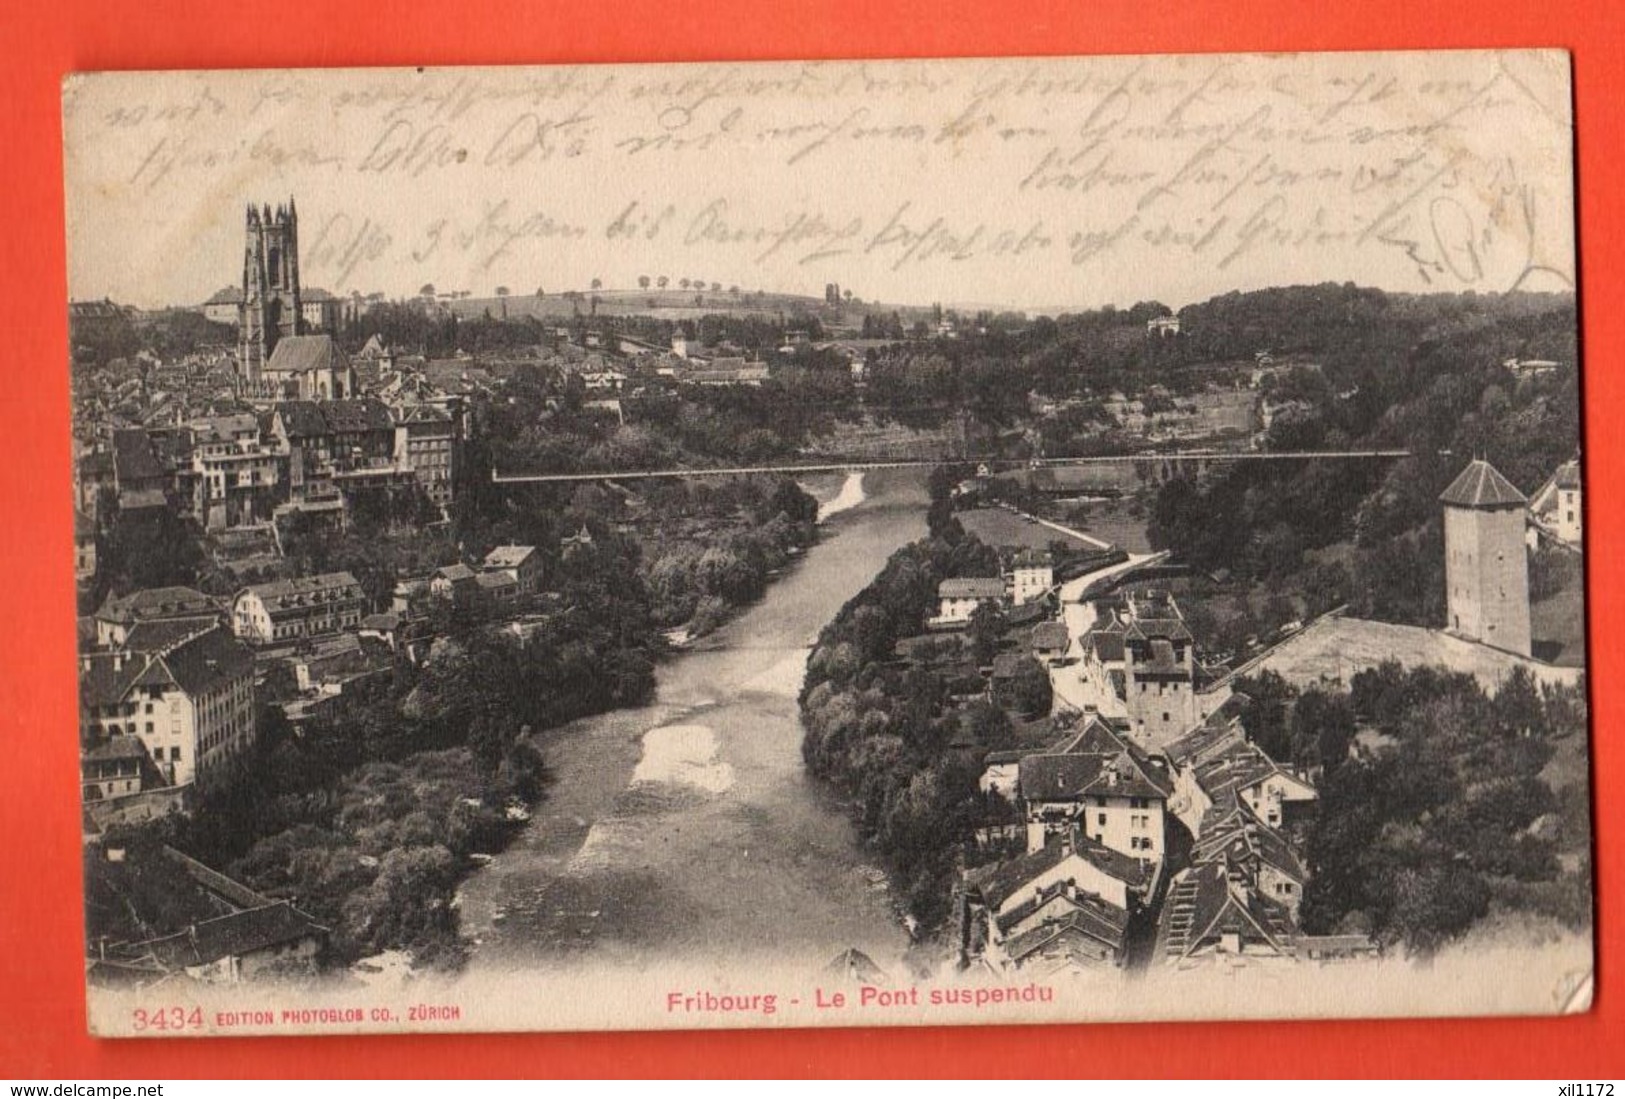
459, 469, 929, 978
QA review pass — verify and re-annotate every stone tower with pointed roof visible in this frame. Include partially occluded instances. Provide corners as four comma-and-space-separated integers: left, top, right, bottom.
1440, 459, 1531, 657
238, 198, 304, 386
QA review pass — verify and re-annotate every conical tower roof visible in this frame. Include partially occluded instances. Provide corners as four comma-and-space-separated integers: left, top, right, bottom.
1439, 459, 1527, 508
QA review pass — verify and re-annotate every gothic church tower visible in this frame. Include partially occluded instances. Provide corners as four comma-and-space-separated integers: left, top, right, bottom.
1440, 458, 1532, 657
238, 198, 303, 384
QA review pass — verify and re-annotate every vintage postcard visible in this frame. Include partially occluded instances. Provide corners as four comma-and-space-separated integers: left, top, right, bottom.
64, 50, 1590, 1036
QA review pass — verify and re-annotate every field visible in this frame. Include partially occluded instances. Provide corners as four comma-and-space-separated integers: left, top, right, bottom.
1251, 615, 1585, 692
1056, 499, 1154, 554
956, 507, 1110, 553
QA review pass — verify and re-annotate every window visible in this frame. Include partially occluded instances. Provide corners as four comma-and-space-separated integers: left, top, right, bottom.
144, 722, 153, 733
170, 747, 181, 761
1162, 712, 1170, 723
1097, 813, 1107, 827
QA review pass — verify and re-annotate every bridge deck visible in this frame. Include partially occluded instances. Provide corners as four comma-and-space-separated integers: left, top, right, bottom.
491, 450, 1411, 483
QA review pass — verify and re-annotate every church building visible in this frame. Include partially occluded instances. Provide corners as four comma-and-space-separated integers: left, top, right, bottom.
238, 199, 305, 385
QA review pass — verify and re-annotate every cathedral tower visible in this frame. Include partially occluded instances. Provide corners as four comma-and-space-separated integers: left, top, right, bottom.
1440, 458, 1532, 657
238, 198, 303, 384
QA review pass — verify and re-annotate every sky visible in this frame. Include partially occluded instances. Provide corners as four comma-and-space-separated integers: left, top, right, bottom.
62, 51, 1575, 313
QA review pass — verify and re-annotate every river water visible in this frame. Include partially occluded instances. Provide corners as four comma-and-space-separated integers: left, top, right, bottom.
460, 469, 929, 978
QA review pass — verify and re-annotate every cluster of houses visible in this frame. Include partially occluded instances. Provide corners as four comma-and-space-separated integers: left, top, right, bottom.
73, 335, 465, 541
77, 536, 555, 828
86, 841, 329, 987
915, 530, 1342, 975
961, 697, 1347, 976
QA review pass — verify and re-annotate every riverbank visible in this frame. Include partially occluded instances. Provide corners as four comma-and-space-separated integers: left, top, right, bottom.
459, 469, 928, 977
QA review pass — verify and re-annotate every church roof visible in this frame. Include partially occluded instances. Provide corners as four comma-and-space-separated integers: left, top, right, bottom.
1439, 460, 1527, 508
265, 335, 349, 378
204, 286, 243, 306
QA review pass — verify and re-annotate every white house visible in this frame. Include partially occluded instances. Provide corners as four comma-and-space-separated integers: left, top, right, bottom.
934, 577, 1006, 625
1009, 550, 1054, 606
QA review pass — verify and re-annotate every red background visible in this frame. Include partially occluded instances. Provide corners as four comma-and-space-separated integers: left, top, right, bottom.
2, 0, 1620, 1078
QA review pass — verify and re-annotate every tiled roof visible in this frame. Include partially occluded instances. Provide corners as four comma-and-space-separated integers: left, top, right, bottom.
111, 429, 165, 484
939, 577, 1005, 600
1002, 894, 1129, 962
133, 902, 327, 969
1553, 459, 1581, 491
482, 545, 537, 569
476, 571, 518, 590
1156, 862, 1296, 962
158, 628, 254, 696
1162, 713, 1248, 768
203, 286, 242, 306
97, 587, 216, 625
1439, 459, 1527, 508
436, 563, 477, 582
1192, 807, 1306, 881
273, 401, 330, 438
1030, 622, 1071, 651
303, 287, 337, 302
1123, 617, 1193, 644
1086, 627, 1126, 664
967, 832, 1148, 912
241, 572, 362, 609
1019, 747, 1171, 803
265, 335, 349, 378
1189, 740, 1312, 811
320, 398, 394, 434
120, 616, 221, 654
80, 652, 148, 709
84, 735, 149, 763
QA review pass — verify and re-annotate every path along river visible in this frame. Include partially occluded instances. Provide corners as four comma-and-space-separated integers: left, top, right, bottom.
459, 469, 929, 978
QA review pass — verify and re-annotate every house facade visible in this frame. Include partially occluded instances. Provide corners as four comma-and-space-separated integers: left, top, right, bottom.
1009, 550, 1054, 605
935, 577, 1007, 625
480, 544, 543, 595
79, 626, 256, 788
1016, 716, 1172, 864
232, 572, 365, 645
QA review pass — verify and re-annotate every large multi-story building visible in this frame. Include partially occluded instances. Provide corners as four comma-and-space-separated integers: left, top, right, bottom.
393, 403, 458, 506
93, 587, 220, 648
267, 398, 397, 504
79, 625, 256, 788
1441, 459, 1532, 657
1009, 549, 1054, 606
188, 414, 286, 530
232, 572, 366, 646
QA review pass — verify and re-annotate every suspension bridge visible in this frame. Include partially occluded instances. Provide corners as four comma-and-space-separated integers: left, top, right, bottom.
490, 449, 1414, 484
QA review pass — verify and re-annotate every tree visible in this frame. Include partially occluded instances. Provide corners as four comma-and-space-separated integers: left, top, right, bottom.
590, 278, 603, 291
419, 283, 436, 297
1006, 656, 1054, 717
967, 601, 1004, 667
679, 278, 691, 290
638, 275, 651, 289
657, 276, 669, 289
1389, 866, 1491, 956
495, 286, 510, 297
